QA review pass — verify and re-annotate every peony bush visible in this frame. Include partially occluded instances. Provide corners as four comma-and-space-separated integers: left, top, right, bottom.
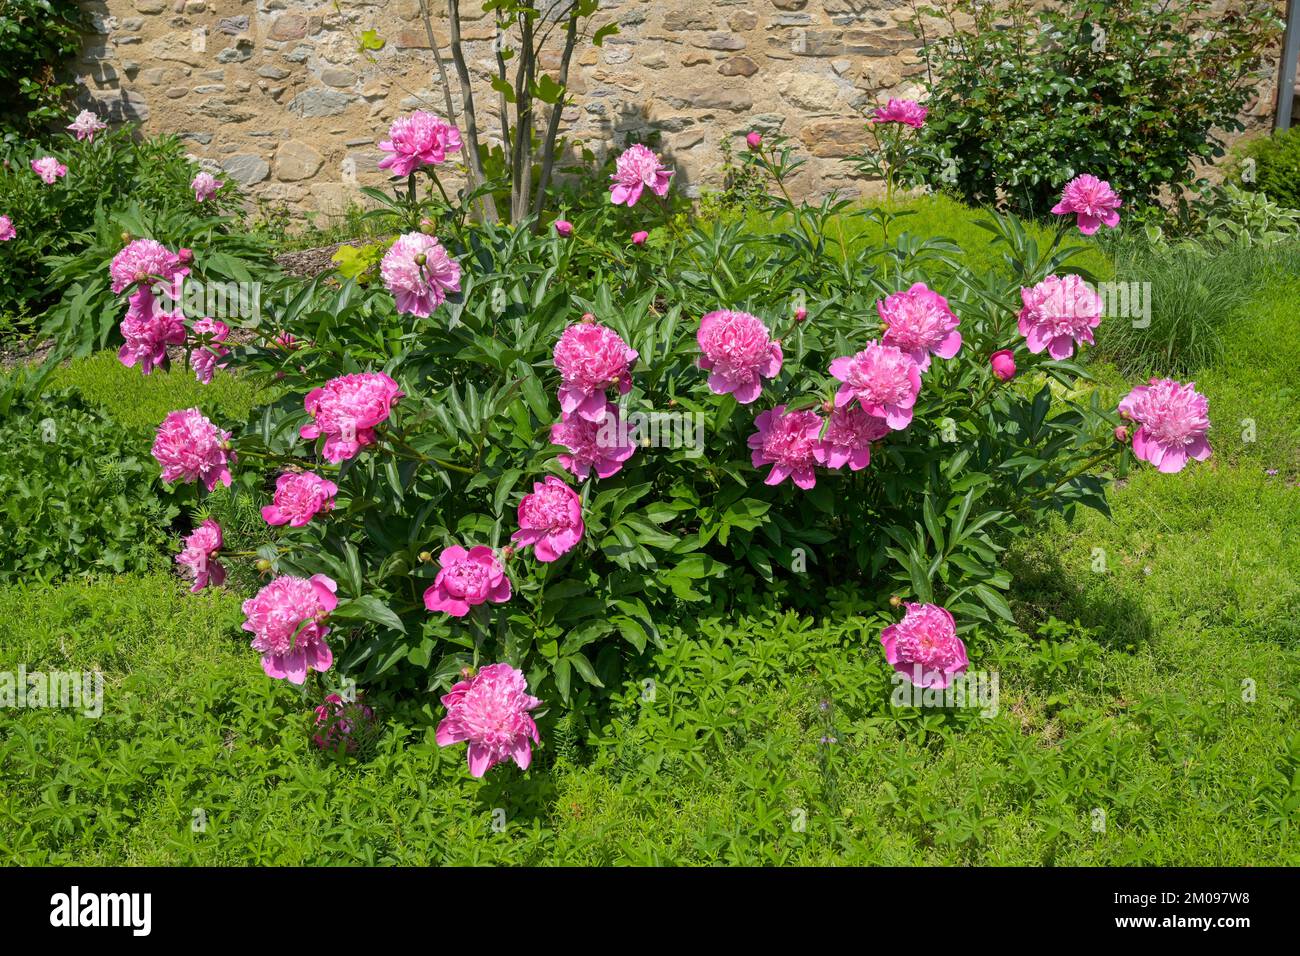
107, 107, 1213, 776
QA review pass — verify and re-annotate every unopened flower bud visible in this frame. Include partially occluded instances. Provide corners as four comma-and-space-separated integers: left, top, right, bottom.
554, 219, 573, 238
255, 558, 273, 573
821, 400, 833, 413
418, 551, 432, 563
889, 595, 902, 608
1114, 425, 1130, 444
746, 131, 762, 150
580, 312, 596, 324
502, 545, 515, 560
631, 230, 648, 246
414, 253, 427, 266
121, 231, 132, 244
794, 307, 808, 323
419, 217, 435, 235
460, 666, 476, 680
990, 349, 1017, 382
177, 247, 194, 264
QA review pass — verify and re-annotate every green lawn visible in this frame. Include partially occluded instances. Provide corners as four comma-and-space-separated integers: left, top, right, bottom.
2, 210, 1296, 865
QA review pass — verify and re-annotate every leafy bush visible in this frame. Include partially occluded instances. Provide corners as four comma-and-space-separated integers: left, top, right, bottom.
0, 366, 178, 583
916, 0, 1279, 218
1228, 126, 1300, 210
0, 0, 81, 141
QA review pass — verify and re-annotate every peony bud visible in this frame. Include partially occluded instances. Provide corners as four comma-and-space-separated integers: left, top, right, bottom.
121, 231, 132, 244
554, 219, 573, 238
419, 217, 435, 235
794, 307, 808, 323
414, 252, 426, 266
501, 545, 515, 560
177, 247, 194, 265
631, 230, 648, 246
990, 349, 1017, 382
460, 666, 476, 680
255, 558, 273, 573
746, 131, 762, 150
580, 312, 596, 324
418, 551, 432, 563
889, 595, 902, 608
1114, 425, 1130, 444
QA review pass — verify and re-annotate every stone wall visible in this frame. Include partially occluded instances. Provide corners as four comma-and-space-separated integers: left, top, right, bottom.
74, 0, 940, 214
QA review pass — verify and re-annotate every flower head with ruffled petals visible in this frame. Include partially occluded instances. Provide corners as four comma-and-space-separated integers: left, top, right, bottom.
436, 663, 541, 777
152, 408, 234, 490
300, 372, 404, 463
1118, 378, 1211, 474
553, 321, 637, 422
242, 574, 338, 684
511, 476, 584, 562
423, 546, 512, 617
814, 404, 890, 471
877, 283, 961, 371
261, 471, 339, 527
1018, 274, 1103, 360
1051, 174, 1122, 235
697, 310, 783, 404
880, 602, 968, 689
550, 405, 637, 480
381, 232, 460, 317
748, 404, 823, 489
609, 144, 673, 207
176, 519, 225, 593
378, 111, 462, 177
828, 342, 922, 431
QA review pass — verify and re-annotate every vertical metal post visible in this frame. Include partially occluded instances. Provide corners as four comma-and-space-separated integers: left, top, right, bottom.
1276, 0, 1300, 131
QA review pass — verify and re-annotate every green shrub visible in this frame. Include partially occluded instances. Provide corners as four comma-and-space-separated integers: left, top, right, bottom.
0, 0, 81, 141
917, 0, 1279, 218
1228, 126, 1300, 210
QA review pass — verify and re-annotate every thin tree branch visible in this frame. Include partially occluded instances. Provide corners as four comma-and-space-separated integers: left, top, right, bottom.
448, 0, 499, 222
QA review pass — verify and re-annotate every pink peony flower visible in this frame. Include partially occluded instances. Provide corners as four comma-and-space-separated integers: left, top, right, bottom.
0, 216, 13, 241
1117, 378, 1212, 474
423, 545, 512, 617
871, 98, 927, 129
436, 662, 541, 777
553, 321, 638, 422
631, 230, 648, 246
380, 232, 461, 318
313, 693, 376, 753
697, 309, 784, 404
191, 171, 220, 203
549, 405, 637, 480
511, 476, 584, 562
828, 342, 922, 430
118, 306, 186, 375
377, 111, 462, 177
609, 144, 673, 207
746, 131, 763, 149
261, 470, 339, 527
152, 408, 234, 490
30, 157, 67, 184
748, 404, 823, 489
814, 404, 890, 471
110, 238, 186, 295
880, 602, 969, 689
877, 282, 962, 371
188, 316, 230, 384
241, 574, 338, 684
67, 109, 107, 142
1051, 174, 1122, 235
176, 518, 225, 593
301, 372, 404, 463
554, 219, 573, 237
990, 349, 1017, 382
1018, 274, 1103, 360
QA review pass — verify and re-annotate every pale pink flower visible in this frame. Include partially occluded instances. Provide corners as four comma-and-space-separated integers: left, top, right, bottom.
176, 519, 225, 593
1117, 378, 1212, 474
241, 574, 338, 684
748, 404, 823, 489
990, 349, 1017, 382
67, 109, 107, 142
377, 111, 462, 177
188, 317, 230, 384
553, 321, 637, 422
0, 216, 13, 241
511, 476, 584, 562
828, 342, 922, 430
871, 98, 927, 129
118, 307, 186, 375
549, 405, 637, 480
436, 663, 541, 777
877, 283, 961, 371
261, 471, 339, 527
313, 693, 376, 753
380, 232, 461, 317
423, 545, 512, 617
880, 602, 969, 689
1051, 174, 1122, 235
814, 404, 890, 471
609, 144, 673, 207
191, 171, 220, 203
1018, 274, 1103, 360
697, 309, 783, 404
110, 238, 186, 294
301, 372, 404, 463
31, 156, 67, 184
152, 408, 234, 491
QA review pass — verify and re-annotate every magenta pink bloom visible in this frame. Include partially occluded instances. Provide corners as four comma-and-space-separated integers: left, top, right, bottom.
110, 238, 187, 295
990, 349, 1017, 382
1118, 378, 1212, 474
553, 321, 638, 422
188, 317, 230, 384
176, 519, 225, 593
877, 282, 961, 371
0, 216, 13, 242
554, 219, 573, 238
436, 663, 541, 777
815, 404, 890, 472
880, 602, 969, 689
301, 372, 404, 463
1051, 174, 1122, 235
152, 408, 234, 491
828, 342, 922, 430
377, 111, 462, 177
871, 98, 927, 128
31, 157, 67, 184
746, 131, 763, 149
511, 476, 584, 562
242, 574, 338, 684
380, 232, 461, 317
748, 404, 823, 489
313, 693, 376, 753
609, 144, 673, 207
118, 306, 186, 375
191, 171, 220, 203
67, 109, 107, 142
631, 230, 648, 246
423, 545, 512, 617
1018, 274, 1103, 360
262, 470, 339, 527
550, 405, 637, 480
697, 309, 783, 404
